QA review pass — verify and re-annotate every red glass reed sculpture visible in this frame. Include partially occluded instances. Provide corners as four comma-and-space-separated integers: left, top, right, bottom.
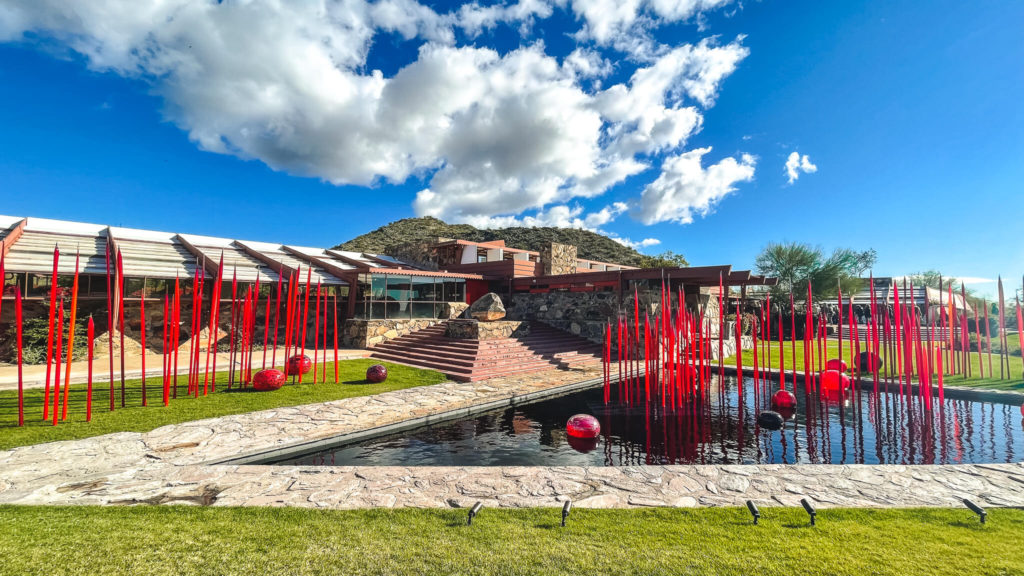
15, 287, 26, 426
62, 251, 80, 420
86, 316, 94, 421
43, 244, 59, 421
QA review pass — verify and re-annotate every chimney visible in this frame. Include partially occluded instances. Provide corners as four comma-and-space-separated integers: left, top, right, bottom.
541, 242, 577, 276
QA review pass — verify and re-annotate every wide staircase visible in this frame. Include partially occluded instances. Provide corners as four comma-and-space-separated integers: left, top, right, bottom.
368, 322, 604, 382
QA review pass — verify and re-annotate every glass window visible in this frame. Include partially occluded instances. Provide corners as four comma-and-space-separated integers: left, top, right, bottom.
356, 273, 469, 320
411, 302, 436, 319
82, 274, 106, 297
123, 278, 145, 300
386, 275, 410, 302
386, 299, 408, 319
442, 279, 465, 302
3, 272, 23, 297
411, 276, 436, 301
27, 273, 49, 298
371, 275, 387, 299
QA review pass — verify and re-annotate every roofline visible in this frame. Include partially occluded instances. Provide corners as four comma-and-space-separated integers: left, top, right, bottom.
363, 268, 486, 280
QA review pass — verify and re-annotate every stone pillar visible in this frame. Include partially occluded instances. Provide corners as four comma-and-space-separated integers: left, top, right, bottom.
540, 242, 577, 276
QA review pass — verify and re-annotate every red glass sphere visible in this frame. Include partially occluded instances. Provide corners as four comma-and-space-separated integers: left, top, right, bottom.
771, 389, 797, 410
252, 369, 286, 391
566, 414, 601, 438
825, 358, 848, 372
366, 364, 388, 383
822, 386, 851, 404
285, 354, 312, 376
776, 405, 796, 421
820, 369, 850, 391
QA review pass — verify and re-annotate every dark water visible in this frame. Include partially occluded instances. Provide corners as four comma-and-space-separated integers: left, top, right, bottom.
274, 376, 1024, 466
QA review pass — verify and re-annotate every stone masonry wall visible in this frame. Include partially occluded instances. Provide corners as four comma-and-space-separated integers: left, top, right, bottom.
540, 242, 577, 276
506, 291, 615, 343
506, 289, 737, 357
342, 318, 440, 348
445, 319, 530, 340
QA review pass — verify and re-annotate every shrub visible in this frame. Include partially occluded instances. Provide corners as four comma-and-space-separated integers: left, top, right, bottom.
3, 315, 90, 365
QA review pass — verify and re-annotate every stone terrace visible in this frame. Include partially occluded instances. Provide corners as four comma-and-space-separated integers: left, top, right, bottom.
2, 366, 1024, 510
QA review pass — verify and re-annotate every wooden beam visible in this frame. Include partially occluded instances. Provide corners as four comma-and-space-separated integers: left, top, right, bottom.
234, 242, 298, 280
0, 218, 26, 257
281, 246, 356, 286
173, 234, 222, 277
323, 249, 375, 271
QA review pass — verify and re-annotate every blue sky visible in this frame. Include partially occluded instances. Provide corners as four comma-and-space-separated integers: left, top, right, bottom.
0, 1, 1021, 296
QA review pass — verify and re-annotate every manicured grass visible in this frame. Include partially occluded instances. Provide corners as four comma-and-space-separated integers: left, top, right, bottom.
0, 505, 1021, 576
728, 337, 1024, 392
0, 359, 446, 450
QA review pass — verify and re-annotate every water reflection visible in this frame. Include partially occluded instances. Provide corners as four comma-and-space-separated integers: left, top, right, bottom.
277, 376, 1024, 467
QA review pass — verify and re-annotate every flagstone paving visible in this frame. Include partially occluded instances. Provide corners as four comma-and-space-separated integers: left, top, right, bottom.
2, 364, 1024, 510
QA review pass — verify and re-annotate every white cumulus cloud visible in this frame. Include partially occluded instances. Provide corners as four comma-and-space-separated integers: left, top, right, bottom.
633, 147, 756, 225
785, 151, 817, 184
0, 0, 755, 232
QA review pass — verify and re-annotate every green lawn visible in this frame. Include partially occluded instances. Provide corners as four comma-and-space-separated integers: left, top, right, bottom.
729, 335, 1024, 392
0, 359, 446, 450
0, 506, 1020, 576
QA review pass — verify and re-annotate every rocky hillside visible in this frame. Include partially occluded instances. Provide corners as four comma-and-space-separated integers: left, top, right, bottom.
334, 217, 685, 268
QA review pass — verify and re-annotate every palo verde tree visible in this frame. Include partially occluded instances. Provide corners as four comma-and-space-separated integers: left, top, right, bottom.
755, 242, 876, 303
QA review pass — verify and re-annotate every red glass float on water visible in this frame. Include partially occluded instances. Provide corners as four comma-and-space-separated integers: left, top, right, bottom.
776, 405, 796, 421
822, 386, 851, 404
366, 364, 388, 383
820, 369, 850, 391
771, 389, 796, 410
567, 435, 599, 453
825, 358, 848, 372
286, 354, 312, 376
566, 414, 600, 438
253, 369, 286, 391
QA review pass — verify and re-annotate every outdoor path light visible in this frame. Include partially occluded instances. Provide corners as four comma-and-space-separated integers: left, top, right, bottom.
800, 498, 816, 526
561, 500, 572, 527
467, 501, 483, 526
746, 500, 760, 525
963, 499, 987, 524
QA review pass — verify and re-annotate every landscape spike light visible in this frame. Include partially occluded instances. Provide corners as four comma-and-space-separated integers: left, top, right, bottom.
746, 500, 760, 525
561, 500, 572, 527
800, 498, 816, 526
467, 501, 483, 526
963, 499, 986, 524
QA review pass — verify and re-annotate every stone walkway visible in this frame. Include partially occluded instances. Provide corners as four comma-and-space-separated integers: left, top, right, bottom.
2, 364, 1024, 510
